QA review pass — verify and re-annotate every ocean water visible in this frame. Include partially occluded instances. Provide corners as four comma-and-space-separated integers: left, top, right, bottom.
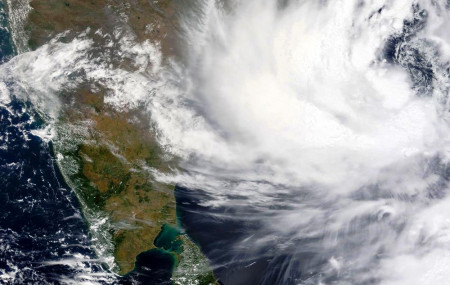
176, 186, 304, 285
0, 4, 175, 285
0, 99, 112, 284
0, 12, 113, 281
159, 1, 450, 284
2, 0, 450, 284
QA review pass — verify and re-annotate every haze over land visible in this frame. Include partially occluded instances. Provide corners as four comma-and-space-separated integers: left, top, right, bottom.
1, 0, 450, 284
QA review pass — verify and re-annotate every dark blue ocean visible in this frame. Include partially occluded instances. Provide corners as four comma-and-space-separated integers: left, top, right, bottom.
0, 1, 443, 284
0, 8, 297, 283
0, 3, 178, 284
0, 4, 111, 283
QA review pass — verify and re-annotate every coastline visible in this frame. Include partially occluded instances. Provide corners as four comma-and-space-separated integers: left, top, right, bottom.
3, 0, 218, 283
4, 0, 29, 54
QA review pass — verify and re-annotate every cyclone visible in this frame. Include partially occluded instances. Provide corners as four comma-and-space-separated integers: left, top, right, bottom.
149, 0, 450, 284
1, 0, 450, 284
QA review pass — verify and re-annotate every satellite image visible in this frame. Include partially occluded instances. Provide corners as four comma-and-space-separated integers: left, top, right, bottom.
0, 0, 449, 284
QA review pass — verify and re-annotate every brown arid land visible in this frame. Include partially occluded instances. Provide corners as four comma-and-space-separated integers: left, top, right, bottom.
16, 0, 218, 283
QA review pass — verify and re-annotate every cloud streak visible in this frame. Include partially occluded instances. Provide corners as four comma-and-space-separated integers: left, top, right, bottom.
149, 0, 450, 283
2, 0, 450, 283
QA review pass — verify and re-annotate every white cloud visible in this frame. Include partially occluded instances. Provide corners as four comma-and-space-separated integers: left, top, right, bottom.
3, 0, 450, 282
147, 0, 450, 283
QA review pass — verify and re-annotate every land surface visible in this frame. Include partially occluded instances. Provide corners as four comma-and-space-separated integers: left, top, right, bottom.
20, 0, 217, 282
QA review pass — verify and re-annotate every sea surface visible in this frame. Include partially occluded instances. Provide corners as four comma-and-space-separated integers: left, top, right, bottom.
176, 186, 304, 285
0, 5, 112, 282
2, 1, 445, 284
0, 4, 176, 285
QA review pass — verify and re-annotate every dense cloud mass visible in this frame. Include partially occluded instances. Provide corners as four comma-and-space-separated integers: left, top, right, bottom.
150, 0, 450, 284
1, 0, 450, 284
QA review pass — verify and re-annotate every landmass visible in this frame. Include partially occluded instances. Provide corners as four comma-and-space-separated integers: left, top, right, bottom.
9, 0, 218, 283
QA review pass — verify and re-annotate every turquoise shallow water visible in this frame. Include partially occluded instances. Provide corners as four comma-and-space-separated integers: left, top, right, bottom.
154, 224, 183, 253
123, 224, 183, 283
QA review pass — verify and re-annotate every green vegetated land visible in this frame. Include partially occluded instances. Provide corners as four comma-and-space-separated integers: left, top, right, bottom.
23, 0, 218, 283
